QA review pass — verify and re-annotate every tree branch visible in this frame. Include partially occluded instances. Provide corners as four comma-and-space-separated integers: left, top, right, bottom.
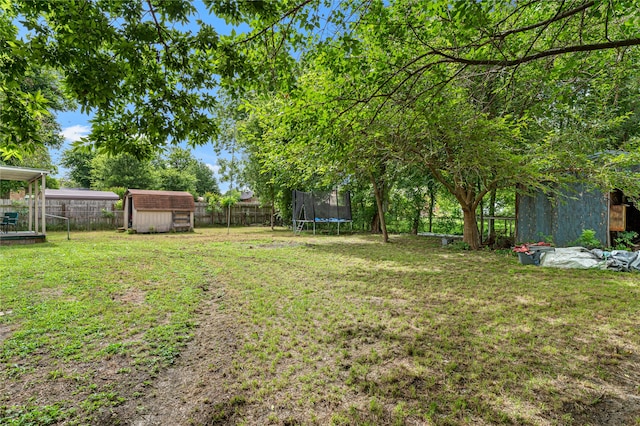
145, 0, 171, 54
429, 38, 640, 67
494, 1, 594, 40
235, 0, 313, 45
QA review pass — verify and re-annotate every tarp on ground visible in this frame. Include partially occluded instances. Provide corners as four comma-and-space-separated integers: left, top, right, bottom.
539, 247, 640, 272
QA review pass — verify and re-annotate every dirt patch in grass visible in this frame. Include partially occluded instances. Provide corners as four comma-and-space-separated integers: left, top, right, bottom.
254, 241, 308, 249
111, 288, 146, 305
113, 293, 241, 425
0, 325, 16, 347
1, 287, 233, 425
0, 351, 149, 421
0, 310, 16, 346
561, 351, 640, 426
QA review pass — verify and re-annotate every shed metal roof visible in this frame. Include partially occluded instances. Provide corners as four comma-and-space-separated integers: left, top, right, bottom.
126, 189, 195, 211
46, 189, 120, 200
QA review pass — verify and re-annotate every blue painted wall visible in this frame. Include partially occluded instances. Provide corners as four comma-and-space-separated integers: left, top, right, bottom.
516, 183, 609, 247
517, 190, 553, 242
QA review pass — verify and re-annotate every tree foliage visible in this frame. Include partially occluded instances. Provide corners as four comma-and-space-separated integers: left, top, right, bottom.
1, 0, 328, 159
60, 148, 95, 188
4, 1, 640, 247
91, 153, 158, 190
0, 65, 70, 194
231, 0, 640, 247
64, 146, 218, 196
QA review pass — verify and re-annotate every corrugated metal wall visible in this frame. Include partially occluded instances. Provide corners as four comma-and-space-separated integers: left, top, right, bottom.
517, 190, 553, 242
516, 183, 608, 246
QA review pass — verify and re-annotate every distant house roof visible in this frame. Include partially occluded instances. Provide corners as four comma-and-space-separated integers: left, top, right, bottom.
240, 190, 254, 201
45, 189, 120, 201
238, 190, 260, 206
125, 189, 195, 211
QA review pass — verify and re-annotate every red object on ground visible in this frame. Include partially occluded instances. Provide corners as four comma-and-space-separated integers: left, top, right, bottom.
513, 242, 551, 254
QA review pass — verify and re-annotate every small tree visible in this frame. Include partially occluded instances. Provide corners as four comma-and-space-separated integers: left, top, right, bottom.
221, 190, 241, 231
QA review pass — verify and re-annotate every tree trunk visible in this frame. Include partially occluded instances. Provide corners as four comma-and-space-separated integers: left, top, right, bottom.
428, 185, 436, 233
411, 208, 420, 235
462, 208, 481, 250
451, 183, 483, 249
479, 197, 484, 244
370, 175, 389, 243
270, 201, 275, 230
370, 212, 381, 233
487, 188, 497, 246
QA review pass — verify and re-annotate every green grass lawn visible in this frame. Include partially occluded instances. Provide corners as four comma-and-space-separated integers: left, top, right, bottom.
1, 228, 639, 425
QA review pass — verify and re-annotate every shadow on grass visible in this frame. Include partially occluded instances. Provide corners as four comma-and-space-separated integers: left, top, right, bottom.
299, 237, 640, 424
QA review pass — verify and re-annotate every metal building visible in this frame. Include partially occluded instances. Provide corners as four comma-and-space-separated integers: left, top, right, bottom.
516, 183, 640, 247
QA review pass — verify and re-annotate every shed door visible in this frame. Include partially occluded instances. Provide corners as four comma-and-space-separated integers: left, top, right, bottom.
609, 204, 626, 231
128, 197, 133, 228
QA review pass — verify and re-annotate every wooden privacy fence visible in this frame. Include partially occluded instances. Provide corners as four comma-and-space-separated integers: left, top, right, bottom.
0, 199, 122, 231
0, 200, 275, 231
193, 203, 275, 227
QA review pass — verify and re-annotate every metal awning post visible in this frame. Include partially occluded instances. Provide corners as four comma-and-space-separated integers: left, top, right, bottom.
41, 174, 46, 234
34, 178, 39, 233
28, 182, 33, 232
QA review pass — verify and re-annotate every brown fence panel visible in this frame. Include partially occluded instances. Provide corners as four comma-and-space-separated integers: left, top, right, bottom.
1, 199, 274, 231
194, 202, 274, 227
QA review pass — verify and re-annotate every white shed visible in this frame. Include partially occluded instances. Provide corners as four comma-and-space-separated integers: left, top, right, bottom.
124, 189, 195, 233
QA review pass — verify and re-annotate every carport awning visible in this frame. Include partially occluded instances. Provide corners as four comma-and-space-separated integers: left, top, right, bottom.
0, 165, 49, 182
0, 165, 49, 236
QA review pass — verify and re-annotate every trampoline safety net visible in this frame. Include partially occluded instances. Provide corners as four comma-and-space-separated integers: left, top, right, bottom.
293, 190, 352, 233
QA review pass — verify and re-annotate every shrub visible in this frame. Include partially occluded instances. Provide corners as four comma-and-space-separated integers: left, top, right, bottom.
101, 208, 115, 219
613, 231, 638, 250
107, 187, 127, 199
573, 229, 601, 249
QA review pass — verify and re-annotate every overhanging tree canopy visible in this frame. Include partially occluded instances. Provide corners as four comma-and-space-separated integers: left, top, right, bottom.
235, 0, 640, 248
1, 0, 312, 159
3, 1, 640, 158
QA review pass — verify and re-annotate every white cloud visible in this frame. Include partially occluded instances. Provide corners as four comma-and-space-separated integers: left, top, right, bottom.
206, 163, 220, 174
60, 125, 91, 142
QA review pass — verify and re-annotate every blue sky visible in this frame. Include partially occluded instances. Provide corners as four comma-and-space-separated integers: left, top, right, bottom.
50, 1, 243, 192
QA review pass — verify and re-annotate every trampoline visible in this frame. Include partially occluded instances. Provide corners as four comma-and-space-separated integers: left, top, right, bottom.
292, 190, 352, 235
